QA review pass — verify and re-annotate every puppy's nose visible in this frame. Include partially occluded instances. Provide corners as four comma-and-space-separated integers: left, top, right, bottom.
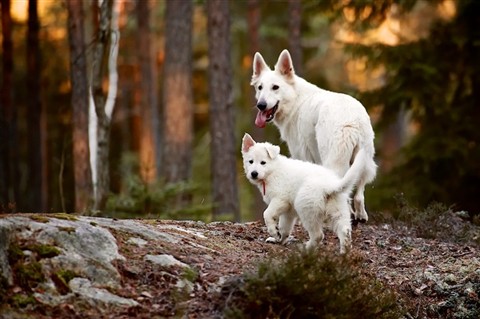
251, 171, 258, 179
256, 102, 267, 111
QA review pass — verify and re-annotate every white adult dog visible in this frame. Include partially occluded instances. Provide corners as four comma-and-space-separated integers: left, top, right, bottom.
241, 133, 367, 253
251, 50, 377, 222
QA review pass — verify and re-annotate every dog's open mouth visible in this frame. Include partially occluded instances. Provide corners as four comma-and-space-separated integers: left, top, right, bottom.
255, 102, 278, 128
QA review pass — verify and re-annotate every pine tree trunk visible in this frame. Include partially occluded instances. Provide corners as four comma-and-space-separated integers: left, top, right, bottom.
288, 0, 303, 76
207, 0, 240, 221
1, 0, 19, 213
137, 0, 160, 184
247, 0, 265, 221
66, 0, 93, 213
162, 0, 193, 184
27, 0, 48, 212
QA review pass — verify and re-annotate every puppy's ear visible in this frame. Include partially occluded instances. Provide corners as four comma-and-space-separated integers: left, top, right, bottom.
252, 52, 269, 80
265, 144, 280, 159
274, 50, 295, 79
242, 133, 256, 153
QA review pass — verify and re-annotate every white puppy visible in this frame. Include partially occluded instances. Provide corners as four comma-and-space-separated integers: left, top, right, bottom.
251, 50, 377, 222
241, 133, 366, 253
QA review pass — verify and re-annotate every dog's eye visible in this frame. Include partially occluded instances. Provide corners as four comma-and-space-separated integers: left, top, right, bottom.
272, 85, 279, 90
260, 161, 266, 165
249, 160, 253, 164
258, 85, 263, 91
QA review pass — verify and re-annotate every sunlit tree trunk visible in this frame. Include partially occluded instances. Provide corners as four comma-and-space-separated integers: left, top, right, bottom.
288, 0, 303, 76
90, 0, 118, 211
207, 0, 240, 221
162, 0, 193, 184
137, 0, 160, 184
27, 0, 48, 212
247, 0, 265, 221
66, 0, 93, 213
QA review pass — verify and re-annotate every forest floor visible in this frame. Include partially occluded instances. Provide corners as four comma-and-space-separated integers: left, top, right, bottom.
1, 211, 479, 318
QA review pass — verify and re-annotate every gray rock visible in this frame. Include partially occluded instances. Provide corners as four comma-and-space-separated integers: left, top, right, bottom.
145, 254, 190, 268
69, 278, 138, 308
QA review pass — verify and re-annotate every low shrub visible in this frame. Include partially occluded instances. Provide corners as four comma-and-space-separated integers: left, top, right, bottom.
219, 250, 403, 319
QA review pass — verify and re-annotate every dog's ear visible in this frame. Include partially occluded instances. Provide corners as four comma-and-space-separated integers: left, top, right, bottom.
265, 144, 280, 159
274, 50, 295, 79
252, 52, 269, 79
242, 133, 256, 153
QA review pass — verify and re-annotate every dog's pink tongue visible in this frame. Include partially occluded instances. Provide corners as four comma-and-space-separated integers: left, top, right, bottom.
255, 110, 267, 128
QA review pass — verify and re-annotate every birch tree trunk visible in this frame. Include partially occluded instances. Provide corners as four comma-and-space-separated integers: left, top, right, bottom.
207, 0, 240, 221
89, 0, 118, 210
66, 0, 93, 213
162, 0, 193, 184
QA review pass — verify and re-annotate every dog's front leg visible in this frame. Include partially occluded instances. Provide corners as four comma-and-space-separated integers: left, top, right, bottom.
263, 199, 289, 243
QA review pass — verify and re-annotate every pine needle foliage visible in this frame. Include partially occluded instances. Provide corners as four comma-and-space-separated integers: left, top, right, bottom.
336, 0, 480, 216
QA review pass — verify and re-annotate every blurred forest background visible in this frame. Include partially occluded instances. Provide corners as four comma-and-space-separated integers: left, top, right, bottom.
0, 0, 479, 222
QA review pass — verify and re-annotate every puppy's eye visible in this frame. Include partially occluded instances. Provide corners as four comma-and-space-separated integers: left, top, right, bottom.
272, 85, 279, 90
258, 85, 263, 90
249, 160, 253, 164
260, 161, 266, 165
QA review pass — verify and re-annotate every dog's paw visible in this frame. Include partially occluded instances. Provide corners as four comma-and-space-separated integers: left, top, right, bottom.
267, 225, 282, 242
283, 235, 299, 246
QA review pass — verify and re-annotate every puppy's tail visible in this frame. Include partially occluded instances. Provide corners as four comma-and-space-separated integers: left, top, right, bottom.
336, 149, 367, 194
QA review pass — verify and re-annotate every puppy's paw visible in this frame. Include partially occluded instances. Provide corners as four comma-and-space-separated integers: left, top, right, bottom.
265, 236, 279, 244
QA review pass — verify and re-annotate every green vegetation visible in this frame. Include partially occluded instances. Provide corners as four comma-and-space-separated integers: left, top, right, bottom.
26, 244, 61, 259
15, 262, 45, 291
29, 215, 50, 223
8, 244, 25, 264
391, 196, 480, 246
11, 294, 37, 308
48, 213, 79, 221
105, 155, 212, 220
340, 0, 480, 217
52, 269, 79, 295
58, 226, 76, 234
221, 250, 402, 319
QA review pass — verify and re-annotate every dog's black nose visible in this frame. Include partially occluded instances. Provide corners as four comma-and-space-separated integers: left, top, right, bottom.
257, 102, 267, 111
251, 171, 258, 179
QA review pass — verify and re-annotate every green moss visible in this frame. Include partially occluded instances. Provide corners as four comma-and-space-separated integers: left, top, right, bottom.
15, 262, 45, 290
57, 269, 77, 284
26, 244, 60, 259
11, 294, 37, 308
58, 226, 76, 233
49, 213, 78, 221
90, 222, 98, 227
8, 243, 25, 264
181, 267, 199, 283
29, 215, 50, 223
51, 269, 79, 295
0, 276, 8, 303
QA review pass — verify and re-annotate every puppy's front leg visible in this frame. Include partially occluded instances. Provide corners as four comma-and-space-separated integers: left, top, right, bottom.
263, 199, 289, 243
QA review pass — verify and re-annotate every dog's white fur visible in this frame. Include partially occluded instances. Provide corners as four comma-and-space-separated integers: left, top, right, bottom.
251, 50, 377, 221
241, 133, 367, 253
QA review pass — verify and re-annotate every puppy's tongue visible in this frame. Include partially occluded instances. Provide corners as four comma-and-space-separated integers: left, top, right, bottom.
255, 110, 267, 128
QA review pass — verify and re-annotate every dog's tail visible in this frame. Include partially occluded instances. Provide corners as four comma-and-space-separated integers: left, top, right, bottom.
336, 149, 367, 194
